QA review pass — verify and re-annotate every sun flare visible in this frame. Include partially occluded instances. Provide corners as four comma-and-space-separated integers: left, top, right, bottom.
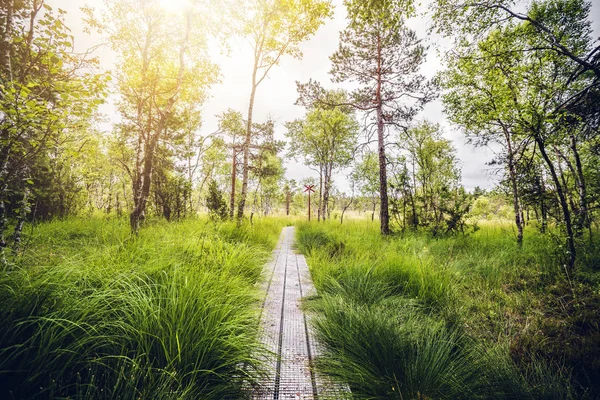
158, 0, 191, 13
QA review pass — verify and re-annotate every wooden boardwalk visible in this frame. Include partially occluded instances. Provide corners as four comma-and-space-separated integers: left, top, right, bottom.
251, 226, 350, 399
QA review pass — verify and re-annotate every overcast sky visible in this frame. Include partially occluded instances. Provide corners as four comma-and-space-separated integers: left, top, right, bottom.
50, 0, 599, 192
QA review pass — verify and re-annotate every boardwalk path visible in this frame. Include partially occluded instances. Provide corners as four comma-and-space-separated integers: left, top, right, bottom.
251, 226, 349, 399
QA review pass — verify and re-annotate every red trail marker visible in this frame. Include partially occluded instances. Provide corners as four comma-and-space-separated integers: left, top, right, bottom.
303, 184, 316, 221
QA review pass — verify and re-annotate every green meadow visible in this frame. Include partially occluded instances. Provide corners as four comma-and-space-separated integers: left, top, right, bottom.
1, 216, 599, 399
0, 217, 288, 399
297, 220, 600, 399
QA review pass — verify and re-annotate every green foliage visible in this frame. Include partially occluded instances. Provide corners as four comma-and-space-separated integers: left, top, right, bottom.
206, 179, 229, 221
0, 217, 286, 398
0, 1, 108, 226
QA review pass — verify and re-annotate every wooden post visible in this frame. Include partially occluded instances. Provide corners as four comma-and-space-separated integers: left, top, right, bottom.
304, 184, 315, 222
308, 190, 311, 221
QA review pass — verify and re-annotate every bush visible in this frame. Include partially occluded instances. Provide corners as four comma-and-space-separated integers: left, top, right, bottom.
205, 179, 229, 221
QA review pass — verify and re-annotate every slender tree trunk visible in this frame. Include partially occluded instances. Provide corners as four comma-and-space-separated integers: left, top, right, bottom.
129, 14, 190, 233
340, 195, 353, 224
2, 0, 13, 80
229, 147, 237, 219
13, 186, 29, 253
504, 128, 523, 245
411, 160, 418, 228
237, 65, 259, 221
375, 35, 390, 235
540, 172, 547, 233
555, 147, 578, 224
322, 164, 332, 221
568, 134, 588, 234
318, 164, 323, 221
371, 200, 376, 221
536, 137, 576, 270
0, 196, 7, 267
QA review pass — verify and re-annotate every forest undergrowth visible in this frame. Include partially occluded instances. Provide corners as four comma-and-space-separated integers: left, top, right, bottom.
0, 216, 287, 399
297, 220, 600, 399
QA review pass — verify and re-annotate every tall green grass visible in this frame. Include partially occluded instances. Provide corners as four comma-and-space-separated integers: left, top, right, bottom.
0, 217, 286, 399
298, 220, 598, 399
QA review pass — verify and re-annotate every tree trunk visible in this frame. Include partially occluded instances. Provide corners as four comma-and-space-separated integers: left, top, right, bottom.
411, 160, 418, 228
129, 14, 190, 233
322, 164, 332, 221
237, 65, 259, 222
568, 134, 588, 235
540, 172, 547, 233
371, 200, 376, 222
13, 186, 29, 253
504, 128, 523, 245
340, 197, 353, 224
536, 137, 576, 270
0, 197, 7, 267
1, 0, 13, 80
130, 133, 160, 232
229, 147, 237, 219
376, 35, 390, 235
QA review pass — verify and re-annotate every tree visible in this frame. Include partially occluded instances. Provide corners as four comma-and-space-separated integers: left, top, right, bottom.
88, 0, 219, 232
286, 90, 359, 221
298, 0, 435, 234
399, 121, 462, 232
352, 151, 380, 221
206, 179, 228, 221
234, 0, 332, 221
442, 30, 529, 244
440, 2, 596, 268
1, 1, 106, 263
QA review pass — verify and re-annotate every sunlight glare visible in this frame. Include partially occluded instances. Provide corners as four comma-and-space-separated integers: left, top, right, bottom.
158, 0, 191, 13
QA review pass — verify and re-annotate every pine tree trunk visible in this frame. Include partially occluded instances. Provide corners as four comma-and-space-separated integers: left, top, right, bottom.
376, 35, 390, 235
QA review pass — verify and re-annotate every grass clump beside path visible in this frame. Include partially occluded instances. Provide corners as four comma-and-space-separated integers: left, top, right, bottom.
297, 220, 600, 399
0, 216, 287, 399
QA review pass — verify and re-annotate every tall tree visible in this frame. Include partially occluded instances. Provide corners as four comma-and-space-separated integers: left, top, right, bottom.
1, 1, 106, 263
442, 29, 530, 244
441, 2, 595, 268
400, 121, 461, 230
234, 0, 332, 221
299, 0, 435, 234
286, 90, 359, 221
89, 0, 218, 232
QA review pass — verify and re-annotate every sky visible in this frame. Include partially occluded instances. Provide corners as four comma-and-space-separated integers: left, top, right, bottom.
50, 0, 600, 192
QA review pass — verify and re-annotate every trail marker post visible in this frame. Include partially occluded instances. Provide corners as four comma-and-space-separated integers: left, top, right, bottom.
304, 184, 316, 221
